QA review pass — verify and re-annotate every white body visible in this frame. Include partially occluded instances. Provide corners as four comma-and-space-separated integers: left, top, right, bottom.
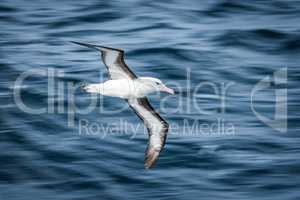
83, 77, 167, 99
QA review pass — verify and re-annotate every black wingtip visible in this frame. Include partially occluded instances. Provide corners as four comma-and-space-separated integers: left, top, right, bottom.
70, 41, 124, 52
70, 41, 99, 50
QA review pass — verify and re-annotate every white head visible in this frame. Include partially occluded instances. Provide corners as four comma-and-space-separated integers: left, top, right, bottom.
138, 77, 174, 95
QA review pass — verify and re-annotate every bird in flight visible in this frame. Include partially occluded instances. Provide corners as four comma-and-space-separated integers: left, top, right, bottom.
71, 41, 174, 169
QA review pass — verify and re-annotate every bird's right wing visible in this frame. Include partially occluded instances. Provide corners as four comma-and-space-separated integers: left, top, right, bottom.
71, 41, 137, 80
127, 98, 169, 169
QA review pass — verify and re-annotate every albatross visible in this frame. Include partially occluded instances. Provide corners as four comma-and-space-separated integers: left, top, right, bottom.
71, 41, 174, 169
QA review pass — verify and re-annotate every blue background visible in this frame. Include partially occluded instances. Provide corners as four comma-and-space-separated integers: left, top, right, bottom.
0, 0, 299, 199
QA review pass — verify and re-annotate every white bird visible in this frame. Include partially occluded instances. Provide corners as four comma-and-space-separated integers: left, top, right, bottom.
71, 41, 174, 169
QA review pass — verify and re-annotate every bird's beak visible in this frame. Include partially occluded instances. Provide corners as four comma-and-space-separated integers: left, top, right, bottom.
160, 85, 175, 95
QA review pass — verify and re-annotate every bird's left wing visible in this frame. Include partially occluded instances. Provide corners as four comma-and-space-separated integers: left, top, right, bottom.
71, 41, 137, 80
127, 98, 169, 169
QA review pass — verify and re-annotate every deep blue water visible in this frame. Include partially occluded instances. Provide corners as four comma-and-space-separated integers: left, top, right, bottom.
0, 0, 300, 199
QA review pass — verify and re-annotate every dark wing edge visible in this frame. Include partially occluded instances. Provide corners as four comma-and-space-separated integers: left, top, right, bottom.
101, 50, 137, 80
127, 98, 169, 169
70, 41, 137, 80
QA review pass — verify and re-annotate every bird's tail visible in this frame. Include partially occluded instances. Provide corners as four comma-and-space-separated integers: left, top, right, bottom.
80, 82, 88, 92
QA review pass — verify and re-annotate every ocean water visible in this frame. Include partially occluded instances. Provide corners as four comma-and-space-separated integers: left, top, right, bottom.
0, 0, 300, 199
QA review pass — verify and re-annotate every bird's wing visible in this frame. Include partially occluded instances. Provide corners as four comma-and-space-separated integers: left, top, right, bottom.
71, 41, 137, 80
127, 98, 169, 169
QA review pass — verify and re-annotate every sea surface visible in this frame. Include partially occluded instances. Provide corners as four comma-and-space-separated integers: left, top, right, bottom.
0, 0, 300, 199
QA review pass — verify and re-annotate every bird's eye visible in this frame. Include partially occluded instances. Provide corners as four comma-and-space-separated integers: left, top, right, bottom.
155, 82, 160, 85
